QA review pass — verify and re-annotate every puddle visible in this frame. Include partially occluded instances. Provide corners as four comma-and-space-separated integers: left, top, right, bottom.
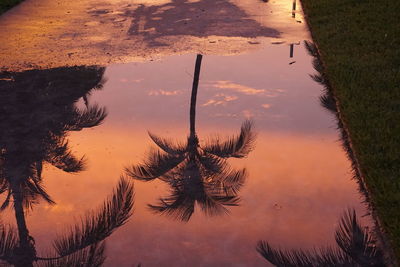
0, 0, 381, 266
0, 43, 374, 266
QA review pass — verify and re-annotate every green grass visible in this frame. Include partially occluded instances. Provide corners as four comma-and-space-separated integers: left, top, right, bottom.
0, 0, 24, 14
300, 0, 400, 261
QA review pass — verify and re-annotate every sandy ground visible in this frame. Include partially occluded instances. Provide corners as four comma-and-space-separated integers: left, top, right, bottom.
0, 0, 308, 71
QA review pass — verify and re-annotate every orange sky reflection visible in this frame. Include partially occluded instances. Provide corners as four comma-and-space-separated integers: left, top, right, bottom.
12, 126, 366, 266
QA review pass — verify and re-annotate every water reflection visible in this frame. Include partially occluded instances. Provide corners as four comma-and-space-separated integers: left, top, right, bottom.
303, 41, 371, 205
0, 66, 107, 210
126, 55, 256, 221
0, 66, 134, 266
0, 177, 133, 267
254, 42, 386, 267
0, 43, 368, 265
257, 209, 386, 266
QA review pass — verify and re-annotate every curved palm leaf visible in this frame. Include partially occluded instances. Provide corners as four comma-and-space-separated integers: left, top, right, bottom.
311, 57, 324, 78
82, 75, 108, 107
257, 240, 316, 266
40, 242, 106, 267
148, 187, 196, 222
20, 179, 55, 210
198, 153, 226, 174
257, 209, 386, 266
310, 72, 326, 87
66, 105, 108, 131
148, 162, 242, 221
202, 120, 256, 158
207, 168, 247, 196
335, 210, 384, 266
0, 225, 18, 262
320, 93, 337, 114
125, 149, 185, 181
148, 188, 240, 222
256, 241, 352, 266
304, 40, 318, 58
198, 194, 240, 217
304, 41, 329, 91
148, 161, 202, 221
0, 190, 12, 211
53, 177, 134, 257
45, 138, 86, 173
0, 165, 54, 211
148, 132, 186, 155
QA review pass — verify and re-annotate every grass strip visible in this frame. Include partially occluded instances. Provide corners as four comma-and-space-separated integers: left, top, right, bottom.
300, 0, 400, 261
0, 0, 24, 15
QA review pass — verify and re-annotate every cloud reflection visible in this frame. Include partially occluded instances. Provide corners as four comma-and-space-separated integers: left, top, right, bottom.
148, 89, 182, 96
126, 55, 256, 222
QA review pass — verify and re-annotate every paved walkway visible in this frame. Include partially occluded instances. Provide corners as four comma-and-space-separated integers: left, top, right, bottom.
0, 0, 307, 71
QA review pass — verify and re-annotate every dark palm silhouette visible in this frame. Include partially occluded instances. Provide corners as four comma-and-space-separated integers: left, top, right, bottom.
257, 209, 386, 266
0, 176, 134, 267
303, 41, 337, 115
126, 54, 256, 221
304, 40, 372, 206
257, 42, 387, 266
0, 66, 108, 266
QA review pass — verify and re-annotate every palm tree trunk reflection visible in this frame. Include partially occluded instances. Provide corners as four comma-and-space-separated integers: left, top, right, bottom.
11, 185, 35, 267
0, 66, 135, 265
189, 54, 202, 136
126, 54, 256, 221
0, 66, 108, 211
1, 177, 134, 266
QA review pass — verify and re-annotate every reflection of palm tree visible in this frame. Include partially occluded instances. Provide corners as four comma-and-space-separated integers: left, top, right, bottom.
126, 54, 256, 221
0, 66, 108, 265
0, 66, 107, 209
304, 41, 373, 207
0, 177, 134, 267
257, 209, 385, 266
303, 41, 337, 114
304, 41, 390, 266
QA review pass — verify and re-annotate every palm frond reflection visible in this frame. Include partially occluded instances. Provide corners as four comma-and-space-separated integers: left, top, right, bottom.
304, 40, 372, 206
126, 54, 256, 221
0, 177, 134, 267
0, 66, 107, 211
53, 177, 134, 258
41, 242, 106, 267
0, 66, 135, 266
257, 209, 386, 266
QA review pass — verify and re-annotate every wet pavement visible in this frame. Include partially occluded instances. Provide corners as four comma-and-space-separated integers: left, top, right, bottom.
0, 0, 307, 71
0, 0, 379, 266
